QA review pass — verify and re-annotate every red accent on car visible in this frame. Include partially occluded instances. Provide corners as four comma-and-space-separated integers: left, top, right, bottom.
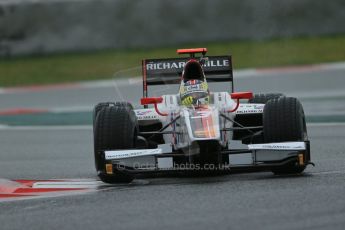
228, 92, 253, 112
177, 48, 207, 55
140, 97, 163, 105
230, 92, 253, 100
140, 97, 167, 116
154, 103, 168, 116
228, 100, 240, 113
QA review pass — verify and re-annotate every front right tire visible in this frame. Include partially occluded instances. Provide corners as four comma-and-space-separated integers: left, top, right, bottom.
93, 103, 137, 183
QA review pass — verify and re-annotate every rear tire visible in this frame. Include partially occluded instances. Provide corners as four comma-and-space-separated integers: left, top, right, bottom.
94, 103, 137, 183
263, 97, 308, 175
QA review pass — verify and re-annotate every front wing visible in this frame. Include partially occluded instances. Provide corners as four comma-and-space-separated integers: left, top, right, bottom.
101, 141, 311, 178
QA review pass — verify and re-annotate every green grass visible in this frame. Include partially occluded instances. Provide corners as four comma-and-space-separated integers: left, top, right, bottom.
1, 35, 345, 87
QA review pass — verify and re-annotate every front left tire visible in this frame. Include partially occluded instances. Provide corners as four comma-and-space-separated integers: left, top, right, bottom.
263, 97, 308, 175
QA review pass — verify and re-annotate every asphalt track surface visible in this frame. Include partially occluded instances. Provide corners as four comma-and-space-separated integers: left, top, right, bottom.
0, 66, 345, 229
0, 124, 345, 230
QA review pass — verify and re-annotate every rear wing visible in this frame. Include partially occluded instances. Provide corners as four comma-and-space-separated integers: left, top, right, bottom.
142, 55, 233, 97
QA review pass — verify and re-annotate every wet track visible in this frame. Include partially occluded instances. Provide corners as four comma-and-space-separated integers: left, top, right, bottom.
0, 66, 345, 229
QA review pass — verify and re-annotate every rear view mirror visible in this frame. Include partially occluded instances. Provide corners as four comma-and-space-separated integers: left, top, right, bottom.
230, 92, 253, 100
228, 91, 253, 112
140, 97, 163, 105
140, 97, 167, 116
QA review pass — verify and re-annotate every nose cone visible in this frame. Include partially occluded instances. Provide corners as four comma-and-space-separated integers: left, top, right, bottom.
183, 107, 220, 140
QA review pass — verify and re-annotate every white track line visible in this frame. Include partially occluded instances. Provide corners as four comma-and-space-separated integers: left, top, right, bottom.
309, 170, 345, 175
32, 181, 104, 189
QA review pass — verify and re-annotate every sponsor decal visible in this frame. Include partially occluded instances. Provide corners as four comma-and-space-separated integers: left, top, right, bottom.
135, 109, 159, 120
204, 60, 230, 68
248, 142, 306, 150
236, 109, 263, 114
187, 85, 200, 91
146, 62, 186, 70
236, 104, 264, 114
146, 60, 229, 71
105, 149, 163, 160
138, 115, 159, 120
253, 104, 265, 110
136, 110, 152, 116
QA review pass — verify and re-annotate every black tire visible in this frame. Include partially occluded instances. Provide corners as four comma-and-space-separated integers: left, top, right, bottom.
93, 103, 112, 130
235, 93, 284, 144
94, 103, 137, 183
263, 97, 308, 175
93, 102, 133, 128
248, 93, 284, 104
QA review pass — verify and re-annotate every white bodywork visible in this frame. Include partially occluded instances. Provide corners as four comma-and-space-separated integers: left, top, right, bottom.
135, 92, 264, 150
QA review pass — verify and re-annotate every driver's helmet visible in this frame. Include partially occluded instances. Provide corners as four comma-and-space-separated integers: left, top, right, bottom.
179, 79, 210, 106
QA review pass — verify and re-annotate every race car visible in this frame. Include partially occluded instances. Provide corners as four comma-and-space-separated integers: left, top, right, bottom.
93, 48, 312, 183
